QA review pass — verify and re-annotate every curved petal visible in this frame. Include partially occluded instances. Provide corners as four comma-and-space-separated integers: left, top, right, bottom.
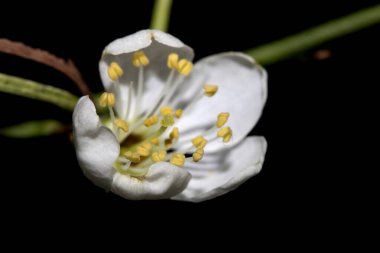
111, 162, 191, 200
73, 96, 120, 190
172, 136, 267, 202
173, 53, 267, 152
99, 30, 194, 119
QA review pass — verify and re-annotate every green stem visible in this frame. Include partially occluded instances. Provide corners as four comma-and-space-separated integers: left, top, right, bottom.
246, 4, 380, 65
0, 72, 79, 110
150, 0, 173, 32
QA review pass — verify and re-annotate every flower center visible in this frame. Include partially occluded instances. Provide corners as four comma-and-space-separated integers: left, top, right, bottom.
99, 51, 233, 178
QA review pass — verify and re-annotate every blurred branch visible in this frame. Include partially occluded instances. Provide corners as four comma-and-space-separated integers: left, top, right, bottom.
246, 4, 380, 65
0, 38, 91, 95
0, 120, 66, 138
0, 72, 78, 111
150, 0, 173, 32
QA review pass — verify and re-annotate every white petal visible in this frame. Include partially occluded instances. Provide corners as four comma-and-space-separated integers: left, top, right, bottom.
99, 30, 194, 119
73, 96, 120, 189
172, 136, 267, 202
173, 53, 267, 152
111, 162, 191, 200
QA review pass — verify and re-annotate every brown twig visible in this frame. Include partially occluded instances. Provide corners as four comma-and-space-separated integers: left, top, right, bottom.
0, 38, 91, 95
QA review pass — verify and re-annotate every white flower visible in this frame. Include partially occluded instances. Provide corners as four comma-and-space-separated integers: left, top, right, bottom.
73, 30, 267, 202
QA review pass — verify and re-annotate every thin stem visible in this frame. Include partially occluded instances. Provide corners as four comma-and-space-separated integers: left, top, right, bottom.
246, 4, 380, 65
150, 0, 173, 32
0, 72, 78, 111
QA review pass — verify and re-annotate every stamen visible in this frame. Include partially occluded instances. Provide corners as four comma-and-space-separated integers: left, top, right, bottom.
203, 84, 218, 97
125, 151, 141, 163
99, 92, 115, 107
114, 118, 129, 132
164, 138, 172, 148
175, 109, 183, 118
167, 53, 179, 69
161, 114, 174, 127
144, 115, 159, 127
177, 59, 193, 76
217, 127, 233, 143
107, 62, 123, 81
216, 112, 230, 128
151, 150, 167, 162
169, 127, 179, 141
151, 137, 160, 146
170, 153, 186, 167
192, 136, 208, 149
192, 148, 204, 162
160, 106, 173, 116
132, 51, 149, 67
136, 143, 152, 157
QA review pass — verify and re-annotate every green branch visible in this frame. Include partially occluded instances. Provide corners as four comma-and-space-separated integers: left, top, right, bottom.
246, 4, 380, 65
150, 0, 173, 32
0, 72, 78, 110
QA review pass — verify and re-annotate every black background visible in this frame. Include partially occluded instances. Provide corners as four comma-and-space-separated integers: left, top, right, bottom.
0, 1, 378, 235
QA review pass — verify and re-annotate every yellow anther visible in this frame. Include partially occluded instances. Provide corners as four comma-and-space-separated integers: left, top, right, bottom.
177, 59, 193, 76
132, 51, 149, 67
125, 151, 141, 163
167, 53, 179, 69
99, 92, 116, 107
217, 127, 233, 143
169, 127, 179, 140
151, 150, 167, 162
114, 118, 129, 132
151, 137, 160, 146
175, 109, 183, 118
170, 153, 186, 167
136, 142, 152, 157
144, 115, 159, 127
192, 148, 204, 162
192, 136, 208, 149
107, 62, 123, 81
160, 106, 173, 116
216, 112, 230, 128
161, 114, 174, 127
204, 84, 219, 97
164, 138, 172, 148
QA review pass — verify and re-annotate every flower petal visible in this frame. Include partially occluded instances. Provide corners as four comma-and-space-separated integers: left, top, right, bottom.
111, 162, 191, 200
173, 53, 267, 152
172, 136, 267, 202
73, 96, 120, 189
99, 30, 194, 119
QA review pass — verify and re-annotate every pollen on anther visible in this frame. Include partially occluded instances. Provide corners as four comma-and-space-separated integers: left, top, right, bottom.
216, 112, 230, 128
192, 148, 204, 162
204, 84, 218, 97
125, 151, 141, 163
160, 106, 173, 116
175, 109, 183, 118
192, 136, 208, 149
99, 92, 116, 107
170, 153, 186, 167
177, 59, 193, 76
169, 127, 179, 140
114, 118, 129, 132
108, 62, 123, 81
151, 150, 167, 162
144, 115, 158, 127
217, 127, 233, 143
136, 143, 152, 157
132, 51, 149, 67
151, 137, 160, 146
167, 53, 179, 69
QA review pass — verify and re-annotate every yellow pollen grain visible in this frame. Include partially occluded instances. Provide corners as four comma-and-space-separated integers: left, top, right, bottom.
151, 150, 167, 162
160, 106, 173, 116
192, 148, 204, 162
167, 53, 179, 69
161, 114, 174, 127
192, 136, 208, 149
125, 151, 141, 163
151, 137, 160, 146
170, 153, 186, 167
217, 127, 233, 143
169, 127, 179, 140
216, 112, 230, 128
144, 115, 159, 127
177, 59, 193, 76
132, 51, 149, 67
175, 109, 183, 118
107, 62, 123, 81
99, 92, 116, 107
114, 118, 129, 132
136, 143, 152, 157
204, 84, 218, 97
